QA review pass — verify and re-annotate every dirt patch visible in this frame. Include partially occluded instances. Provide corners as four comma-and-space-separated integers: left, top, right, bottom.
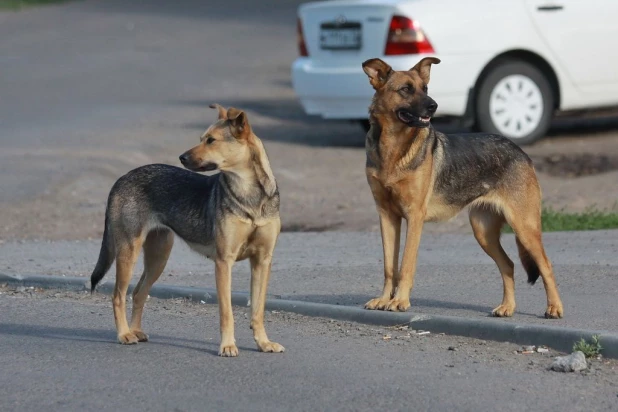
2, 124, 618, 241
531, 153, 618, 178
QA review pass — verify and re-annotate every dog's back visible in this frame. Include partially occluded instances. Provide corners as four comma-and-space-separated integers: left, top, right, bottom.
107, 164, 219, 243
432, 130, 535, 209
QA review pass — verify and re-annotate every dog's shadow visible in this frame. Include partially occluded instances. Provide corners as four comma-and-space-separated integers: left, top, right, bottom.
0, 323, 258, 356
286, 293, 540, 318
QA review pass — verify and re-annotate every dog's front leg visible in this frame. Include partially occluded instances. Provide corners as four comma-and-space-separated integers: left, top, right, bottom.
365, 208, 401, 310
249, 221, 285, 353
386, 214, 424, 312
250, 253, 285, 353
215, 258, 238, 357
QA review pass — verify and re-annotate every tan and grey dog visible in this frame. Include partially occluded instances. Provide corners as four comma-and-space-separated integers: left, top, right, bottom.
90, 104, 284, 356
361, 57, 563, 319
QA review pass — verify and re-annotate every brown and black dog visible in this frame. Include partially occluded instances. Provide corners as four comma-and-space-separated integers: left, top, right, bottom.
90, 105, 284, 356
361, 57, 563, 319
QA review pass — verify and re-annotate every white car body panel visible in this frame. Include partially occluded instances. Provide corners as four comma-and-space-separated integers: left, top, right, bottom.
292, 0, 618, 120
525, 0, 618, 104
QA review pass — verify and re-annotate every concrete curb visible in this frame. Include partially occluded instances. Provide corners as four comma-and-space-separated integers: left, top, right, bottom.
0, 273, 259, 307
2, 273, 617, 359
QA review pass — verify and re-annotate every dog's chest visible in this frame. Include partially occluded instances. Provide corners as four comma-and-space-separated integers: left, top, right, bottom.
367, 171, 411, 212
186, 241, 217, 260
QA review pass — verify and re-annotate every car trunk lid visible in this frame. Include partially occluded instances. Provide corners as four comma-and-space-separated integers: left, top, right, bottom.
298, 1, 404, 66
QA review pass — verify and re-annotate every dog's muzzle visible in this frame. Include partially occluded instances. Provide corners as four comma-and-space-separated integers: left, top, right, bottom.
396, 109, 432, 127
179, 154, 218, 172
198, 163, 218, 172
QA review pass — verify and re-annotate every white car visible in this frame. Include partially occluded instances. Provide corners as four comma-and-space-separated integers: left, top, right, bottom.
292, 0, 618, 144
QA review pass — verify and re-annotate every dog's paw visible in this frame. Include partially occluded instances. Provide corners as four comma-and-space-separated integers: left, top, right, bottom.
257, 341, 285, 353
364, 297, 390, 310
117, 332, 139, 345
385, 298, 410, 312
544, 303, 563, 319
492, 304, 516, 317
218, 344, 239, 357
131, 330, 149, 342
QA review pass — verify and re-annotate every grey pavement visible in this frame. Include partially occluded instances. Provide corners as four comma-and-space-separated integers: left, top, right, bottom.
1, 290, 617, 412
2, 230, 617, 332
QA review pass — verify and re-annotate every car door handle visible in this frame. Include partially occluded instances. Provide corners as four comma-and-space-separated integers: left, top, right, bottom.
537, 5, 563, 11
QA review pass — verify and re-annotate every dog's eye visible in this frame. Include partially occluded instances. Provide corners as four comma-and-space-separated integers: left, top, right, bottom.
400, 86, 412, 93
206, 137, 215, 145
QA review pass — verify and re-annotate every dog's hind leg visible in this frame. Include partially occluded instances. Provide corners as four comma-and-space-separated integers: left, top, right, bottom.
469, 206, 516, 317
113, 236, 144, 344
130, 229, 174, 342
503, 198, 563, 319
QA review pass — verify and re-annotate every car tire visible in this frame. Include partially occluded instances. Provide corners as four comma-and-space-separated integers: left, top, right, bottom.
475, 60, 554, 145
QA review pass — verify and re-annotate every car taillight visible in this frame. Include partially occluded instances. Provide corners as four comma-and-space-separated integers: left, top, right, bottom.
297, 18, 309, 57
384, 15, 434, 55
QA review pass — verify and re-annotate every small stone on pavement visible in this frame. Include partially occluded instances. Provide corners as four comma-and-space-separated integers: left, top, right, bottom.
550, 351, 588, 372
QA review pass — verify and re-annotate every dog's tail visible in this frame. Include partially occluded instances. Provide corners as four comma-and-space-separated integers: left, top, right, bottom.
515, 237, 540, 285
90, 214, 115, 292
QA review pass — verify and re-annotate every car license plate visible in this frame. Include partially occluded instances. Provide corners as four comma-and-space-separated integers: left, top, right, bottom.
320, 21, 361, 50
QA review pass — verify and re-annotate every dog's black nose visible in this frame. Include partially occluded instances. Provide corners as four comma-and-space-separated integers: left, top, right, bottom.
179, 154, 188, 164
426, 101, 438, 113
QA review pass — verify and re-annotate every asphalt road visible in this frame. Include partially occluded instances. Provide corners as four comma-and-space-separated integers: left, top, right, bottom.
1, 0, 618, 240
1, 289, 617, 412
0, 0, 380, 238
2, 230, 617, 332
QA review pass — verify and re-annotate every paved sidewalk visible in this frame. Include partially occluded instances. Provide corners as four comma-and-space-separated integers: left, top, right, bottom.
2, 230, 617, 332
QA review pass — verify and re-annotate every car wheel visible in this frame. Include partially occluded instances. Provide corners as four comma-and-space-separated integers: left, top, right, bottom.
476, 60, 554, 145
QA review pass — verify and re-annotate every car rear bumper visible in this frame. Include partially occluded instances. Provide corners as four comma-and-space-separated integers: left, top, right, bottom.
291, 60, 371, 119
292, 54, 487, 120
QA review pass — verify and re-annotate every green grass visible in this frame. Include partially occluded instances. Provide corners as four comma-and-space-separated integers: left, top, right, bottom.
573, 335, 603, 358
0, 0, 73, 11
504, 205, 618, 233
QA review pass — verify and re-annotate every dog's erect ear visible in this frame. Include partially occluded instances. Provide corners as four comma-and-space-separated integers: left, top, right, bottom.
209, 103, 227, 120
362, 58, 393, 90
409, 57, 441, 84
227, 107, 250, 138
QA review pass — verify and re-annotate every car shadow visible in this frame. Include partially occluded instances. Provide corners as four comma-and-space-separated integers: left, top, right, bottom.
177, 97, 618, 148
546, 113, 618, 137
178, 98, 368, 148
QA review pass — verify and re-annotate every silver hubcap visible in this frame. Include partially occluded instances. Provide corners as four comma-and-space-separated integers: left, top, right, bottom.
489, 74, 544, 139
